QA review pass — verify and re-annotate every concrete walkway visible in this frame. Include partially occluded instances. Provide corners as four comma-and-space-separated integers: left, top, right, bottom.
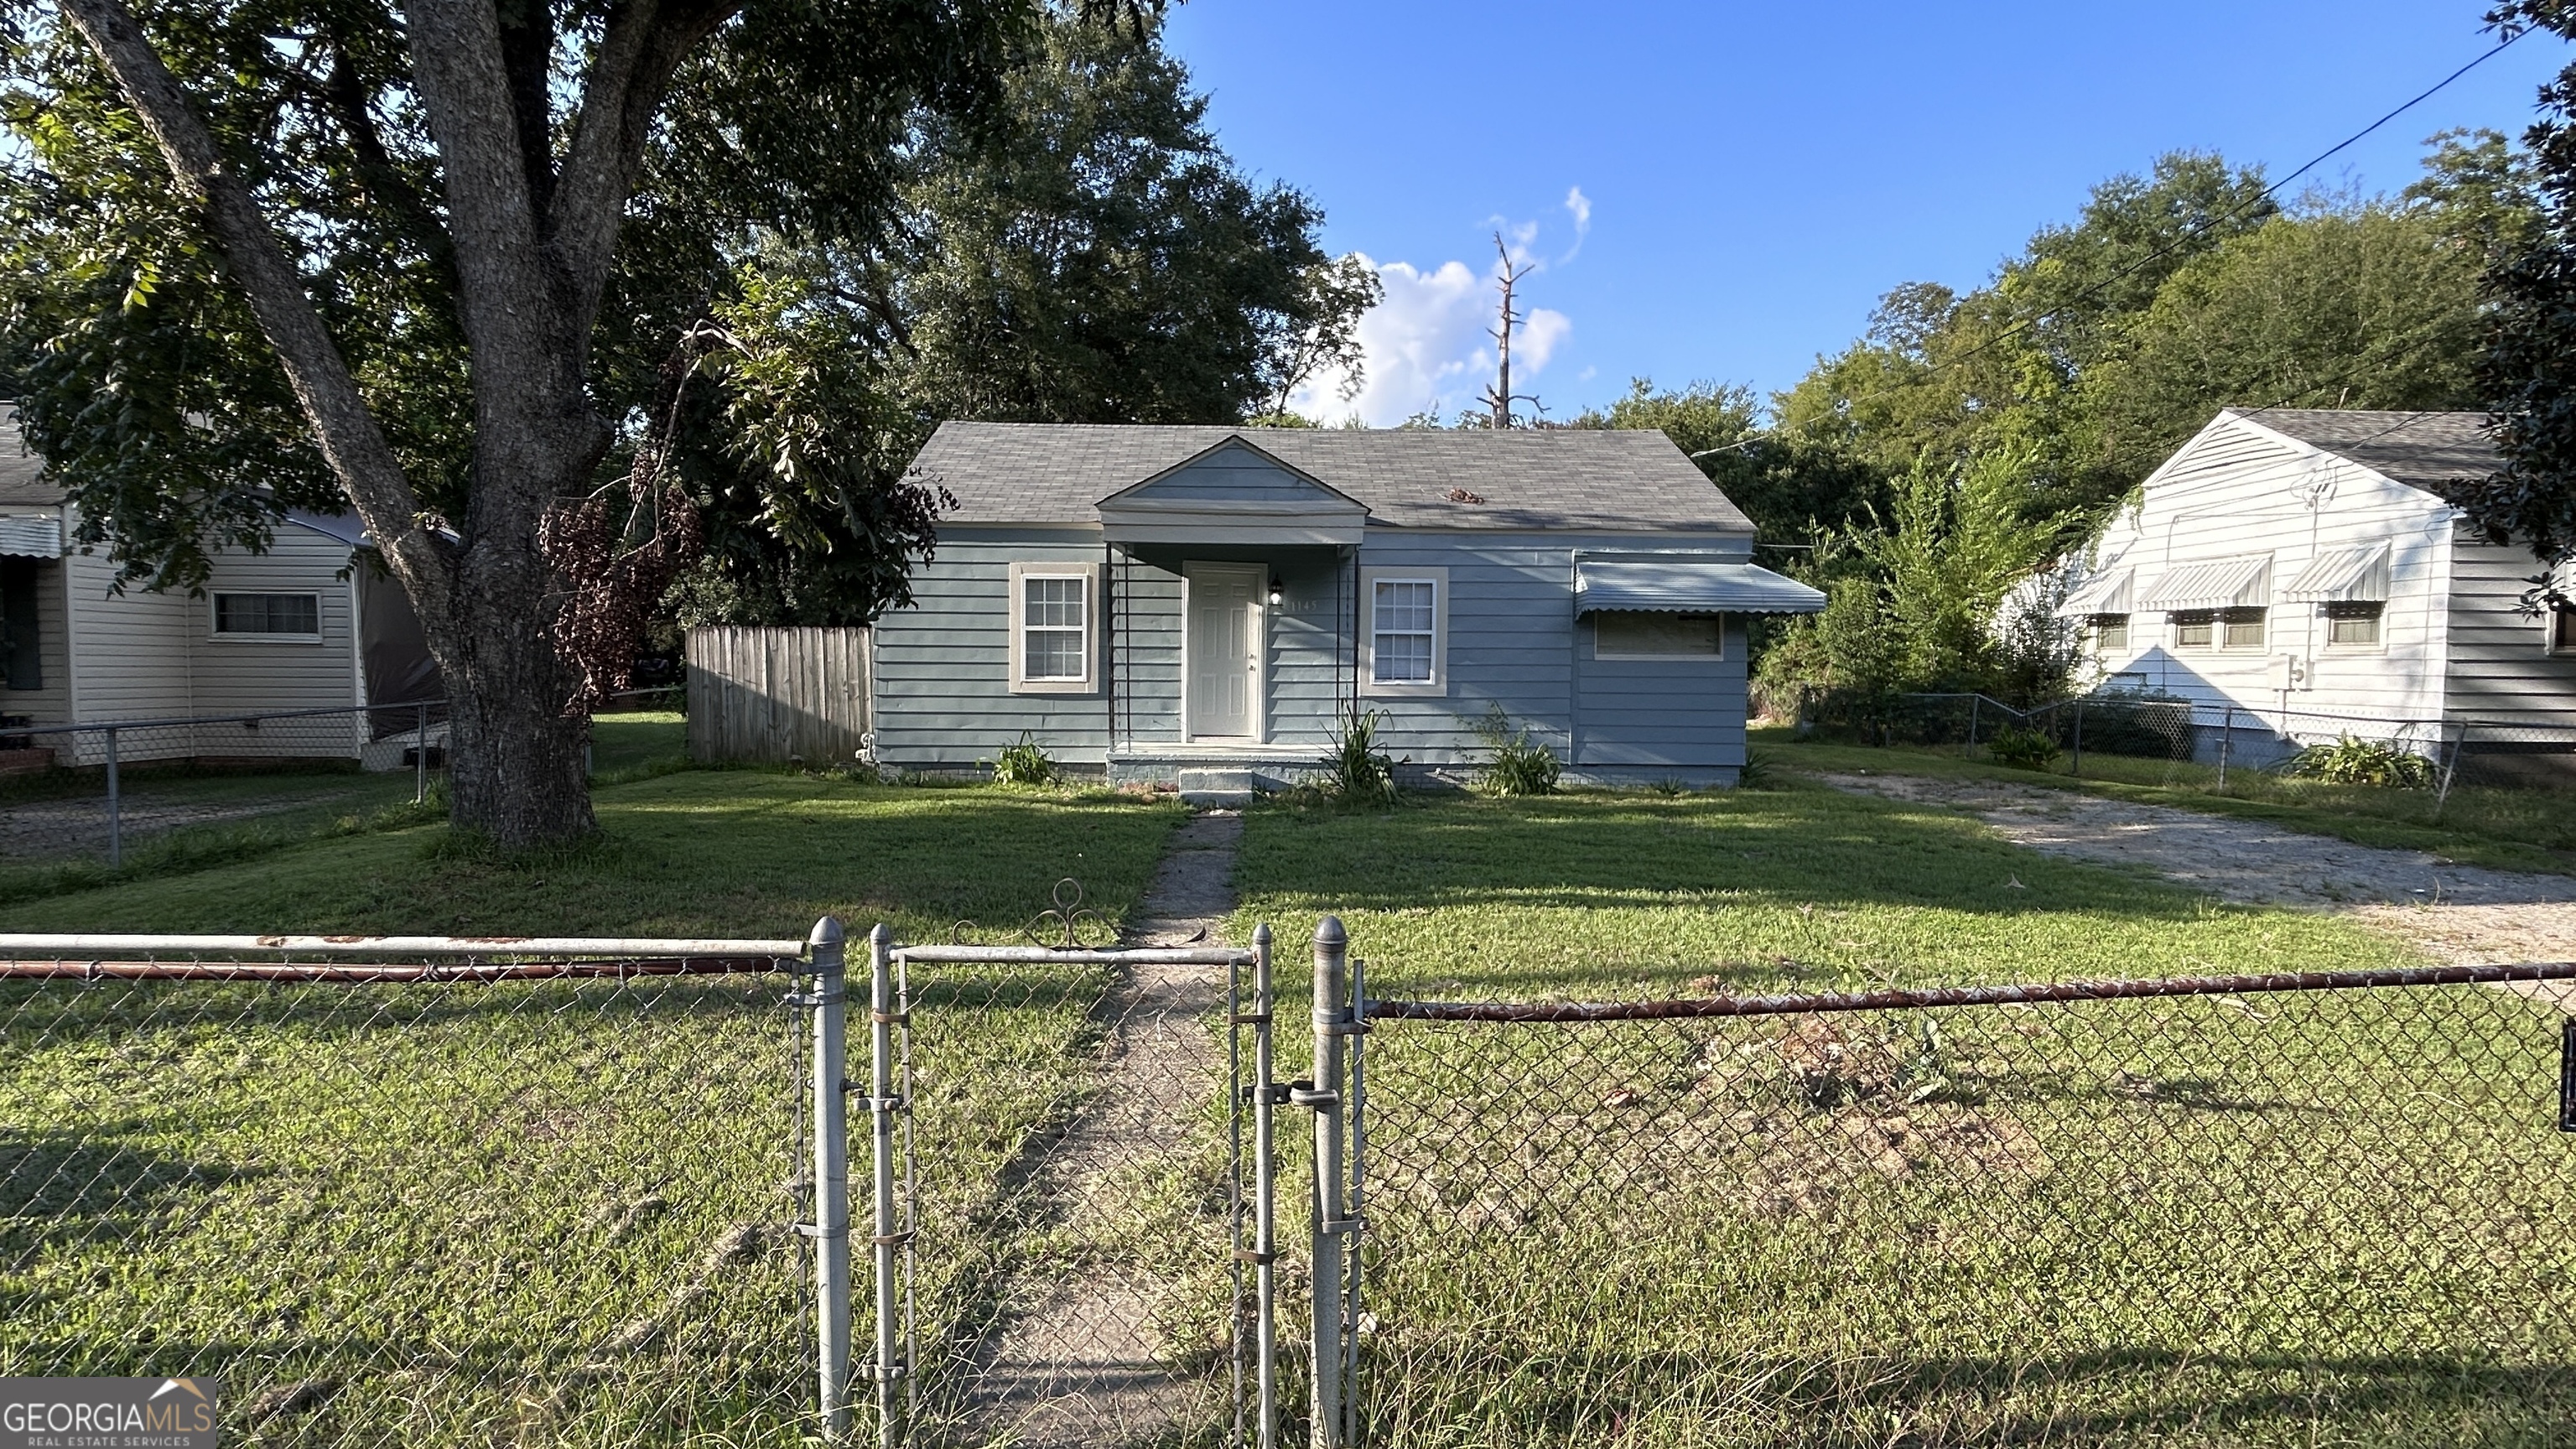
966, 811, 1241, 1447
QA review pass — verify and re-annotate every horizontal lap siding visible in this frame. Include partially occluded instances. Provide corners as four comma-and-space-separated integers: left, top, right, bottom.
64, 546, 194, 732
2088, 423, 2456, 727
1358, 538, 1573, 764
184, 530, 366, 759
874, 533, 1109, 767
1267, 554, 1346, 746
1575, 616, 1749, 767
2444, 534, 2576, 729
1119, 563, 1182, 740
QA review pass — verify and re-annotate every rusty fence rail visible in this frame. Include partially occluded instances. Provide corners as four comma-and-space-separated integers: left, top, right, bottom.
0, 926, 844, 1449
1339, 958, 2576, 1446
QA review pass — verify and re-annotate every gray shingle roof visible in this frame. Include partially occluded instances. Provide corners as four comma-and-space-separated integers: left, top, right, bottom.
911, 423, 1755, 533
2235, 408, 2495, 496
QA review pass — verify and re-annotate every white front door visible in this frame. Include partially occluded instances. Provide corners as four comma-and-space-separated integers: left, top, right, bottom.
1187, 564, 1262, 740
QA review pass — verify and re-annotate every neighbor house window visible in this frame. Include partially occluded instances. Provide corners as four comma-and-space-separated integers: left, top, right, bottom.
2324, 601, 2383, 648
2090, 614, 2129, 652
1594, 612, 1722, 658
1, 558, 40, 690
2172, 610, 2215, 649
2553, 604, 2576, 655
1006, 561, 1098, 693
212, 592, 319, 637
1358, 565, 1448, 696
2220, 607, 2267, 651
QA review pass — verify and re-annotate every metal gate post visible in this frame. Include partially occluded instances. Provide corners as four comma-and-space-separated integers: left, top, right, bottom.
1303, 917, 1352, 1449
868, 922, 906, 1445
2216, 706, 2233, 790
415, 702, 429, 805
1252, 923, 1280, 1449
104, 727, 122, 860
808, 917, 853, 1441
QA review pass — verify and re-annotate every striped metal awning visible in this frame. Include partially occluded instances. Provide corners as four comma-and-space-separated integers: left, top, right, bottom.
2281, 543, 2391, 603
2140, 553, 2271, 612
2054, 566, 2133, 617
1573, 557, 1826, 615
0, 514, 60, 558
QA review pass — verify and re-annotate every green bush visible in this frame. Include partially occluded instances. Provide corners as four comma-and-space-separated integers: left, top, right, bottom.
2288, 735, 2435, 789
1319, 707, 1399, 808
1986, 725, 2060, 771
1472, 704, 1561, 797
1738, 749, 1782, 790
990, 732, 1058, 786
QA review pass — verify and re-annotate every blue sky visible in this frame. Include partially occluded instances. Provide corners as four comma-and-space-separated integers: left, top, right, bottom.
1159, 1, 2575, 426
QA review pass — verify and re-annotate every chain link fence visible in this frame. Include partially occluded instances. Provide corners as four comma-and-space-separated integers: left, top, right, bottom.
1348, 964, 2576, 1446
1864, 692, 2576, 796
0, 932, 817, 1446
0, 702, 450, 876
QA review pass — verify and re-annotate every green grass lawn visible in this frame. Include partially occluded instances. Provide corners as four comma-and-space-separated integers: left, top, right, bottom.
1755, 727, 2576, 879
1229, 786, 2576, 1447
0, 771, 1186, 1446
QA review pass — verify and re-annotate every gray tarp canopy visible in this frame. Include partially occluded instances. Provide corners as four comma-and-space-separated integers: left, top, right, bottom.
1573, 557, 1826, 615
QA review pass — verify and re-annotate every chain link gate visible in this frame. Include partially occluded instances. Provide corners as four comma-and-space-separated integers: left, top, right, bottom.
842, 919, 1321, 1448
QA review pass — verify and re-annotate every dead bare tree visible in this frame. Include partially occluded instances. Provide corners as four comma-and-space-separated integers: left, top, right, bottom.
1479, 231, 1545, 428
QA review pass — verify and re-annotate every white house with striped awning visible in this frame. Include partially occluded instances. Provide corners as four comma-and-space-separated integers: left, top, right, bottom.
2057, 408, 2576, 733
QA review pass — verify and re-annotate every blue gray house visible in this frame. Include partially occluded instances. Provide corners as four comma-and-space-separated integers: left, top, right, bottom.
871, 423, 1824, 789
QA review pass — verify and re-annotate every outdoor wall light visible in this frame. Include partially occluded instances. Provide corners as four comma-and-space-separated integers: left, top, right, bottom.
1268, 575, 1284, 606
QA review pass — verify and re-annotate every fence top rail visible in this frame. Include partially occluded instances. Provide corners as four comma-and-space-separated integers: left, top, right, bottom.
1363, 960, 2576, 1023
0, 932, 811, 959
0, 699, 446, 736
892, 944, 1255, 966
0, 957, 786, 983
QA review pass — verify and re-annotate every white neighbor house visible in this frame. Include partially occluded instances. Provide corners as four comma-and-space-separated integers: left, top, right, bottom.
0, 415, 440, 766
2059, 408, 2576, 766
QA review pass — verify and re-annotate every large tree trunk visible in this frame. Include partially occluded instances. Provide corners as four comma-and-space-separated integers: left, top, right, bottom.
62, 0, 731, 849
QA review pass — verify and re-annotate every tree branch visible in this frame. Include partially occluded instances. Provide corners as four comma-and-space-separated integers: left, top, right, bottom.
550, 0, 741, 326
54, 0, 452, 611
316, 33, 454, 277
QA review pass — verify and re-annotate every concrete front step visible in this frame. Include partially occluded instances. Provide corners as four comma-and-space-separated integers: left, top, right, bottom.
1175, 767, 1256, 806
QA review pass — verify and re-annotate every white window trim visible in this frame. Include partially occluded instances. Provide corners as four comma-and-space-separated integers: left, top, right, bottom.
1358, 565, 1448, 699
208, 591, 324, 644
2319, 601, 2386, 653
1006, 561, 1099, 695
2213, 607, 2268, 653
1590, 611, 1728, 662
2089, 614, 2132, 655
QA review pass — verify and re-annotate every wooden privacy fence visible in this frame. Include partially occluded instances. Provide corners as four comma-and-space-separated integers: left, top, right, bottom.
685, 626, 871, 766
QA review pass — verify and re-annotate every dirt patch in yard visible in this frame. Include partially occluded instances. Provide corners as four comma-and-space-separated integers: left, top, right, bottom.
1817, 771, 2576, 968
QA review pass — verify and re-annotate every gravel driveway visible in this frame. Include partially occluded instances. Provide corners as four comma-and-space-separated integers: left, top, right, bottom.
1819, 771, 2576, 968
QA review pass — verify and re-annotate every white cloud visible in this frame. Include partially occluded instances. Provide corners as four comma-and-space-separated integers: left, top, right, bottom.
1291, 189, 1592, 427
1560, 186, 1592, 262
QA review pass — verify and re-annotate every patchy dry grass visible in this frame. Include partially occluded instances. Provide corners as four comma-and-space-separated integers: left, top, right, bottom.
1232, 787, 2576, 1446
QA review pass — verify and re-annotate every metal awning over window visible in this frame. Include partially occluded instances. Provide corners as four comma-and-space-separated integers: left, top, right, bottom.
2139, 553, 2271, 612
2281, 543, 2391, 603
2054, 566, 2133, 617
0, 515, 60, 558
1573, 557, 1826, 615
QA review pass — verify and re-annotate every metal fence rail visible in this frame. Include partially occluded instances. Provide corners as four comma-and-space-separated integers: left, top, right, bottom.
1345, 960, 2576, 1446
0, 927, 824, 1448
0, 700, 451, 870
